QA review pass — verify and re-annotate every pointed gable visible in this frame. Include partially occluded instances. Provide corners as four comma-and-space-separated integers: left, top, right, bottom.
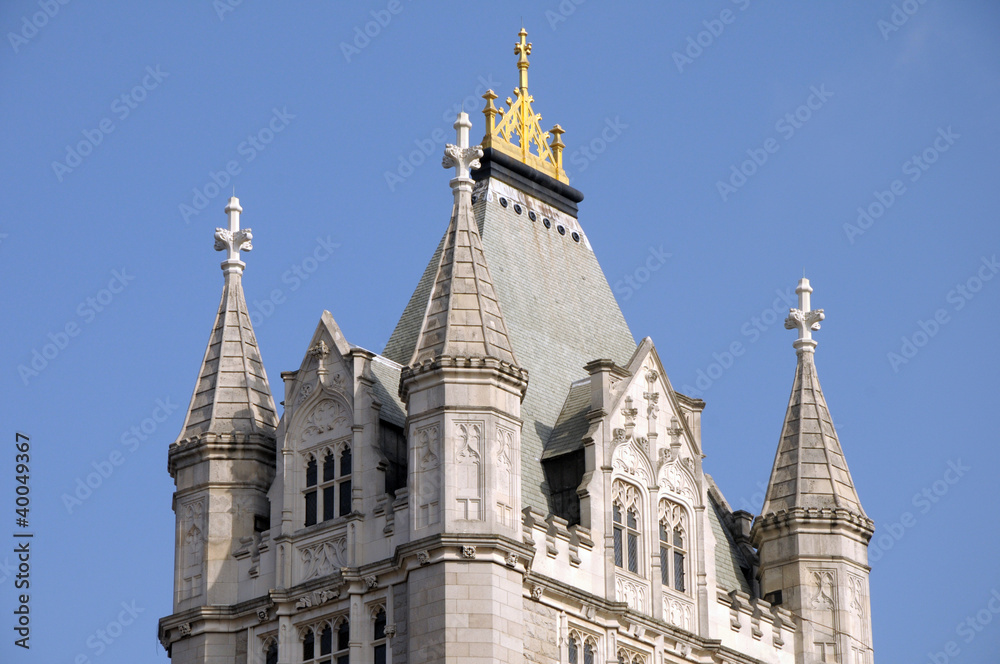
176, 271, 278, 443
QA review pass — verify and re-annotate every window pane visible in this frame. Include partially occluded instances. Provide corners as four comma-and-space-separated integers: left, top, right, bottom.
337, 656, 349, 664
324, 452, 336, 482
338, 620, 350, 651
340, 448, 352, 476
659, 521, 668, 543
613, 526, 623, 567
613, 504, 621, 524
584, 643, 594, 664
323, 487, 335, 521
673, 527, 684, 548
568, 637, 578, 664
660, 546, 669, 586
320, 625, 333, 655
627, 532, 638, 573
674, 551, 685, 592
305, 490, 317, 527
374, 644, 386, 664
374, 609, 386, 639
266, 643, 278, 664
339, 480, 352, 516
306, 457, 317, 487
303, 632, 315, 660
626, 508, 637, 530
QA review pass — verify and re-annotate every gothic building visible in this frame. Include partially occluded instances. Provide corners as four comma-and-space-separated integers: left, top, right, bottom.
159, 29, 876, 664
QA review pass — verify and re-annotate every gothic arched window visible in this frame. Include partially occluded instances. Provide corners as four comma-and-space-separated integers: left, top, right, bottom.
658, 500, 689, 593
567, 629, 597, 664
612, 481, 642, 575
373, 608, 387, 664
303, 618, 350, 664
304, 443, 353, 527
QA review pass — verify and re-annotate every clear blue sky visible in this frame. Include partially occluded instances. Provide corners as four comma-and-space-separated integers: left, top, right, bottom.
2, 2, 998, 662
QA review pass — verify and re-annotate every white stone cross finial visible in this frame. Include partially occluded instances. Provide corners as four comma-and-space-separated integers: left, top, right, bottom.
784, 277, 825, 351
442, 112, 483, 182
214, 197, 253, 275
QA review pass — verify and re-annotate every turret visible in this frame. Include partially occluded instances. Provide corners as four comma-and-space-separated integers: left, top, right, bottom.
752, 278, 875, 663
162, 197, 278, 662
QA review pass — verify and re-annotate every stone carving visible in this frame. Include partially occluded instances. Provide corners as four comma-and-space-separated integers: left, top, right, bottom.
179, 498, 206, 601
658, 461, 695, 502
302, 399, 349, 441
505, 551, 518, 567
455, 422, 484, 520
442, 143, 483, 174
612, 480, 641, 513
177, 622, 192, 637
612, 441, 651, 486
461, 545, 477, 559
621, 395, 638, 427
615, 577, 647, 613
383, 624, 397, 638
295, 588, 340, 610
417, 550, 430, 565
665, 596, 693, 631
299, 537, 347, 581
414, 424, 441, 528
296, 381, 314, 406
365, 575, 379, 589
810, 570, 836, 610
308, 340, 330, 360
256, 608, 269, 622
530, 584, 543, 601
214, 227, 253, 253
495, 426, 515, 527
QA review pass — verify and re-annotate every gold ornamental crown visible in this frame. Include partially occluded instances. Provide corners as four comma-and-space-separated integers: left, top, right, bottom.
481, 28, 568, 184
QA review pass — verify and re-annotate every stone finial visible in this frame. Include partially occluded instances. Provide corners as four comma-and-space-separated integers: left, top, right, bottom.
784, 277, 825, 352
442, 112, 483, 182
214, 196, 253, 275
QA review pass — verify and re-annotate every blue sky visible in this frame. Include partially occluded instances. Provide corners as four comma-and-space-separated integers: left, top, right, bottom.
2, 1, 998, 662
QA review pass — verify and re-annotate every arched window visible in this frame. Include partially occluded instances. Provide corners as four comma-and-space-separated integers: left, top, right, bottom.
658, 500, 688, 593
373, 608, 387, 664
264, 639, 278, 664
304, 444, 353, 527
612, 481, 641, 575
303, 619, 350, 664
567, 630, 597, 664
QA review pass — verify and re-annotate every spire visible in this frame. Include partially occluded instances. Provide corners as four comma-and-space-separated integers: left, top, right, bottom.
760, 278, 868, 519
175, 197, 278, 443
481, 27, 567, 183
408, 113, 519, 368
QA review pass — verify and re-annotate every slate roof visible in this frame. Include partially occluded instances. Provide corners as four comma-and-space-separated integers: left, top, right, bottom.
369, 355, 407, 428
761, 351, 866, 517
176, 272, 278, 442
545, 381, 592, 459
384, 174, 637, 511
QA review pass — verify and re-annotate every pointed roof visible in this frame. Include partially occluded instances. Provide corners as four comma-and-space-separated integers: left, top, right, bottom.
408, 113, 519, 368
760, 278, 866, 518
175, 197, 278, 443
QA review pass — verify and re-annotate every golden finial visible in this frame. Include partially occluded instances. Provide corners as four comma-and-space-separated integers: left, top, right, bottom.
481, 27, 568, 184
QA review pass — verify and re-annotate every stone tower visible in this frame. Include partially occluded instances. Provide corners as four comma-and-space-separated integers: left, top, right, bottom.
165, 197, 279, 662
752, 278, 875, 664
398, 110, 531, 664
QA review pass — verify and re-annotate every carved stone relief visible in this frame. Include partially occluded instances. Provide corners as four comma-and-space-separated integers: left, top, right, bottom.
414, 424, 440, 528
495, 426, 515, 527
455, 421, 484, 520
298, 537, 347, 581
